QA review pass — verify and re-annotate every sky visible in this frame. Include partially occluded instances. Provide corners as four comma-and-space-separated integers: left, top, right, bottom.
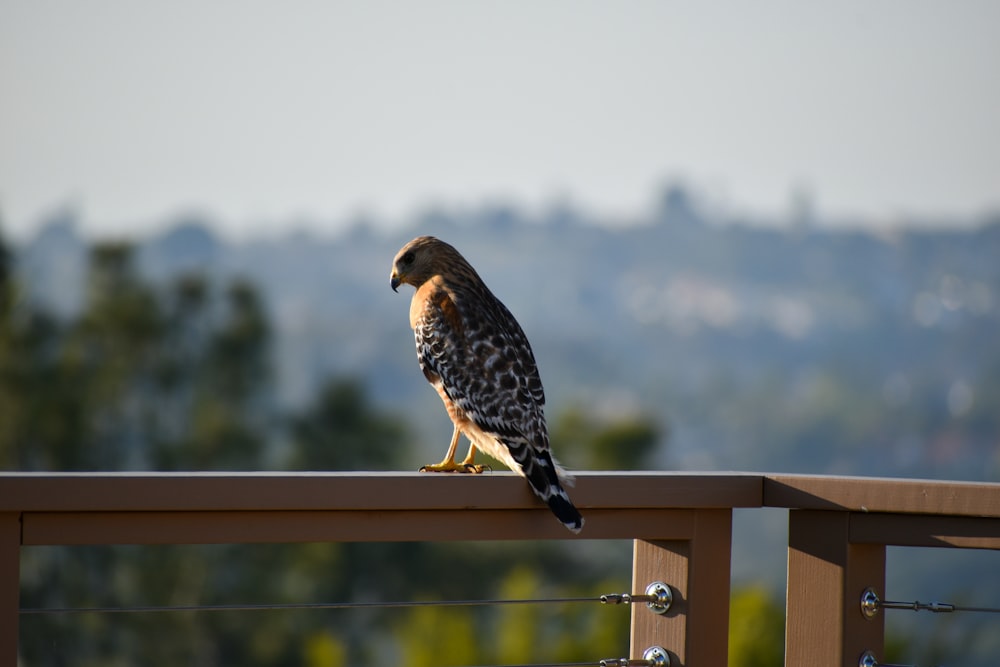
2, 1, 999, 239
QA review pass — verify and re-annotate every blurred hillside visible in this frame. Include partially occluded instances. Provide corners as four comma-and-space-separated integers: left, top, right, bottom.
15, 186, 1000, 482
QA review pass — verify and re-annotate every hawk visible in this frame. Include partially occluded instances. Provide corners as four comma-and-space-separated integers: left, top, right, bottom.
390, 236, 584, 533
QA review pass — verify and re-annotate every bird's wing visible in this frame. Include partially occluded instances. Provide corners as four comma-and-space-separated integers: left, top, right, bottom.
415, 284, 546, 445
415, 281, 583, 533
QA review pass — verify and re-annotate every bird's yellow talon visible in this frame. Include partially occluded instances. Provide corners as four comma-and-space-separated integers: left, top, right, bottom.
419, 461, 476, 473
418, 460, 490, 473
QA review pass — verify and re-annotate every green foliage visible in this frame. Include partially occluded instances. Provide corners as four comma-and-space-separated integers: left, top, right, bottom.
303, 633, 348, 667
728, 586, 784, 667
493, 567, 542, 664
0, 243, 274, 471
152, 276, 273, 470
286, 378, 408, 470
20, 541, 636, 667
551, 405, 662, 470
390, 565, 632, 667
394, 604, 479, 667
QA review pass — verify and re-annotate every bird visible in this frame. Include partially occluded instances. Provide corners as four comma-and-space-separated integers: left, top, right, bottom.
390, 236, 584, 533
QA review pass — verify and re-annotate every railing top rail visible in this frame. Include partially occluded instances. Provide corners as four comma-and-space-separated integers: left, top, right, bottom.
0, 471, 762, 514
763, 473, 1000, 518
1, 471, 997, 518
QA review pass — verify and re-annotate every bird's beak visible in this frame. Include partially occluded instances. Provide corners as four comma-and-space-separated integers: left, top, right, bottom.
390, 271, 402, 292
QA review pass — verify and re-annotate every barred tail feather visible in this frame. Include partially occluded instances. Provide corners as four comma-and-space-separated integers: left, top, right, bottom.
546, 489, 584, 533
512, 442, 584, 533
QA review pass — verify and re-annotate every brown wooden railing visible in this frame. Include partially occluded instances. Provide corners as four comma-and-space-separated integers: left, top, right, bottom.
1, 472, 998, 667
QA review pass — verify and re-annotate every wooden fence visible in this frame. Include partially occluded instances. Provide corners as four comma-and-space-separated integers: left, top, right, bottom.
1, 472, 998, 666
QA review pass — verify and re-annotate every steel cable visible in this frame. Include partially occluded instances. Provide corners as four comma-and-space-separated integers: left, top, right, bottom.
21, 591, 657, 615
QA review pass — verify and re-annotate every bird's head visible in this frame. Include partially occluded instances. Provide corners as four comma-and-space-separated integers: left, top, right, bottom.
390, 235, 457, 292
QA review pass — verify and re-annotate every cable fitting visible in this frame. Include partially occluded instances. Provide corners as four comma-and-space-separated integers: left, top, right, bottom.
861, 586, 960, 620
600, 582, 672, 615
599, 645, 670, 666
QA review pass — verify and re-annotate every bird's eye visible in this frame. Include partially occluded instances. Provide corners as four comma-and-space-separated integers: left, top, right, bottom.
402, 251, 415, 265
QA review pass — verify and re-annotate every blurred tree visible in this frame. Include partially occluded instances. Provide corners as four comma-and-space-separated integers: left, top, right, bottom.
0, 220, 9, 291
728, 586, 784, 667
286, 378, 407, 470
13, 243, 284, 665
0, 242, 275, 471
65, 242, 166, 468
303, 632, 348, 667
0, 231, 74, 469
152, 277, 272, 470
551, 405, 662, 470
492, 567, 542, 665
393, 604, 478, 667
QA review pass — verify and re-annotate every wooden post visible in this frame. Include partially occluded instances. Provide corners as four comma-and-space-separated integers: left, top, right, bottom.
631, 538, 686, 663
631, 509, 732, 667
785, 510, 885, 667
1, 513, 19, 667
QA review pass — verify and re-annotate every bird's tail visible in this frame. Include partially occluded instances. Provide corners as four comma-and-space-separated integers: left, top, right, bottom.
515, 444, 584, 533
545, 487, 584, 534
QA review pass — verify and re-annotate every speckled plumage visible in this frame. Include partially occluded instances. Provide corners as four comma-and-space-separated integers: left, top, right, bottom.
390, 236, 583, 533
